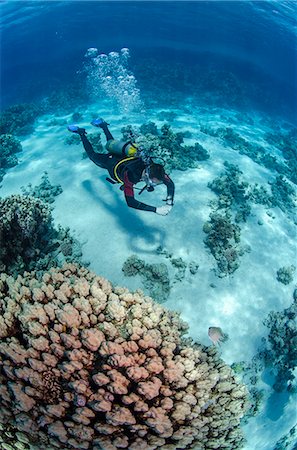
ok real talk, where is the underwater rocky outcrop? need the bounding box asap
[0,263,248,450]
[0,194,84,276]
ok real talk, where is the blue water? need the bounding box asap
[1,1,296,122]
[1,2,297,450]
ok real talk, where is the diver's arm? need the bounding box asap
[163,174,175,205]
[123,172,157,212]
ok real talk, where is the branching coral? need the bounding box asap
[0,264,248,450]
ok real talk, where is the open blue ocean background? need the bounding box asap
[1,0,296,122]
[1,2,297,450]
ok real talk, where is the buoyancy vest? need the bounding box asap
[112,156,139,183]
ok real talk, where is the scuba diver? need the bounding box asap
[67,118,175,215]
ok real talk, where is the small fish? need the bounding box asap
[208,327,229,346]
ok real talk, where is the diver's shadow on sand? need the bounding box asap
[82,179,166,254]
[262,369,290,422]
[265,391,290,422]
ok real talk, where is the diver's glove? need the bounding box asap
[163,196,174,206]
[156,205,172,216]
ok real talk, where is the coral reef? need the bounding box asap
[0,103,42,135]
[208,161,296,225]
[231,288,297,422]
[201,126,296,184]
[0,133,23,183]
[208,162,251,223]
[260,293,297,392]
[21,172,63,204]
[249,184,273,208]
[273,424,297,450]
[203,212,247,277]
[0,422,35,450]
[230,358,264,420]
[0,264,248,450]
[122,255,170,303]
[265,129,297,185]
[171,257,187,283]
[135,58,282,114]
[248,176,296,221]
[121,122,209,172]
[0,194,84,276]
[188,261,199,275]
[122,252,200,301]
[276,266,296,285]
[86,132,104,154]
[269,176,296,214]
[157,111,178,122]
[64,133,81,146]
[205,163,252,276]
[156,246,199,278]
[41,81,88,115]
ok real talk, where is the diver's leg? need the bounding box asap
[80,133,110,168]
[91,118,114,142]
[100,123,114,142]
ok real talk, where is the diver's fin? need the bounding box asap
[67,125,86,135]
[91,118,109,128]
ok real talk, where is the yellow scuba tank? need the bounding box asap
[106,140,138,157]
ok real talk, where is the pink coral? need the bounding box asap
[0,264,248,450]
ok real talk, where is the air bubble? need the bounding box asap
[84,47,144,114]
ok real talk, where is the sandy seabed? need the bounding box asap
[1,100,296,450]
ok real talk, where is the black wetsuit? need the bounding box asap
[80,134,175,212]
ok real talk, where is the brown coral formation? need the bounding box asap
[0,194,84,276]
[0,264,248,449]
